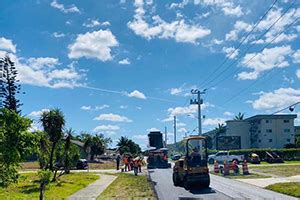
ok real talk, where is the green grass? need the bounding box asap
[98,173,156,200]
[266,182,300,197]
[251,165,300,177]
[0,172,99,200]
[212,171,270,179]
[259,161,300,165]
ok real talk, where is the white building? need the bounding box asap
[205,114,297,149]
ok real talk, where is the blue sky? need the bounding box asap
[1,0,300,148]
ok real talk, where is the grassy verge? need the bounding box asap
[266,182,300,197]
[211,172,271,179]
[0,172,99,199]
[251,165,300,177]
[259,161,300,165]
[98,173,156,200]
[88,161,116,169]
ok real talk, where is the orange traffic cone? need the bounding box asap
[214,160,219,173]
[223,161,229,176]
[242,160,249,175]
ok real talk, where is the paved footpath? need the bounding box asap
[67,174,117,200]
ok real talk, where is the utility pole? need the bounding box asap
[174,116,177,144]
[164,126,167,147]
[190,89,206,135]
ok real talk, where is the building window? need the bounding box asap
[258,139,261,143]
[283,119,290,123]
[269,139,272,142]
[266,119,272,123]
[266,129,272,133]
[258,130,261,133]
[287,139,290,142]
[284,129,290,133]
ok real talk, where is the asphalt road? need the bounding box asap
[148,168,298,200]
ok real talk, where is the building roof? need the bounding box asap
[245,114,297,121]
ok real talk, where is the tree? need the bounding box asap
[0,108,32,186]
[0,56,22,113]
[38,169,52,200]
[117,136,141,155]
[234,112,245,120]
[40,109,65,171]
[81,133,111,160]
[213,123,226,149]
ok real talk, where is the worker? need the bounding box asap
[116,154,121,170]
[138,157,143,173]
[123,155,129,172]
[133,157,139,176]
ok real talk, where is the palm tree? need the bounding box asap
[234,112,245,120]
[40,109,65,171]
[63,128,74,174]
[117,136,141,155]
[214,123,226,148]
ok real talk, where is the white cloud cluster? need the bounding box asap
[225,21,252,41]
[53,32,65,38]
[127,90,146,99]
[0,37,16,53]
[252,87,300,110]
[238,45,292,80]
[119,58,131,65]
[147,127,160,132]
[222,46,239,59]
[93,125,120,132]
[83,19,110,28]
[94,113,132,122]
[128,0,211,44]
[50,0,80,14]
[81,104,110,111]
[293,50,300,63]
[202,118,226,126]
[28,108,50,118]
[167,102,214,117]
[68,30,118,61]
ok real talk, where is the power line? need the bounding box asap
[198,0,279,88]
[205,0,297,89]
[221,16,299,106]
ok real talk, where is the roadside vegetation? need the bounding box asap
[251,165,300,177]
[98,173,156,200]
[266,182,300,198]
[212,172,270,179]
[0,172,99,199]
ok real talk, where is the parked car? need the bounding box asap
[208,151,244,164]
[76,159,89,169]
[265,151,284,163]
[248,153,260,164]
[171,154,181,161]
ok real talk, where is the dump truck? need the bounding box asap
[146,131,171,169]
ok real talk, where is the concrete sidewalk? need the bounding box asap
[236,175,300,187]
[67,174,117,200]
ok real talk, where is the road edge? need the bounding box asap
[147,169,159,200]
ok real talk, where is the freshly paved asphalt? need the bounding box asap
[148,168,298,200]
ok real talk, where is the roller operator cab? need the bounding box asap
[172,136,210,190]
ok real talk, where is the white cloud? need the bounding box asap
[222,47,239,59]
[222,5,243,17]
[132,134,148,140]
[0,37,16,53]
[127,90,146,99]
[203,118,226,126]
[120,105,128,109]
[170,87,184,95]
[177,122,186,127]
[252,88,300,110]
[94,113,132,122]
[94,125,120,132]
[225,21,252,41]
[26,57,60,70]
[68,30,118,61]
[224,111,234,116]
[95,104,110,110]
[28,109,50,118]
[119,58,131,65]
[83,19,111,28]
[50,0,80,14]
[167,102,214,117]
[293,50,300,63]
[296,70,300,79]
[128,0,211,44]
[53,32,65,38]
[161,116,174,122]
[178,127,187,133]
[238,45,292,80]
[81,106,91,111]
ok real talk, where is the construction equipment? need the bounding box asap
[146,131,171,169]
[172,136,210,189]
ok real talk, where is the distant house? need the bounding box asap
[204,114,297,149]
[70,139,89,160]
